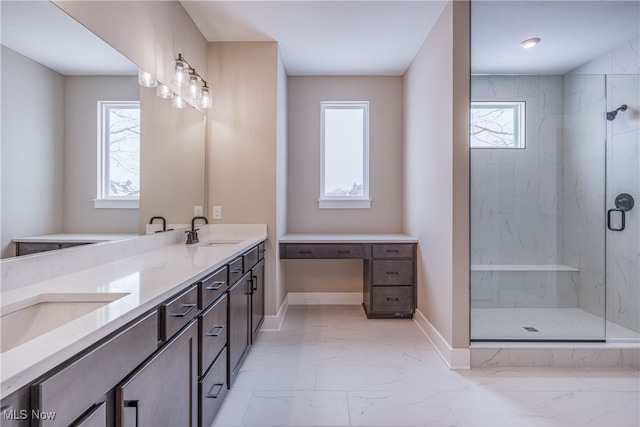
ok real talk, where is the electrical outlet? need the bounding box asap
[194,205,203,216]
[212,205,222,220]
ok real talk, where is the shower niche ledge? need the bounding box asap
[471,264,579,272]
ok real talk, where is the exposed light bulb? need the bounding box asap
[138,69,157,87]
[156,84,174,99]
[172,60,188,87]
[199,86,212,109]
[172,95,187,109]
[186,75,202,99]
[520,38,541,49]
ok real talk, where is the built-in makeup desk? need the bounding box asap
[279,234,418,318]
[13,233,138,256]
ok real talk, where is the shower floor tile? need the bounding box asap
[471,307,639,341]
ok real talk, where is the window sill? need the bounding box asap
[318,198,371,209]
[94,199,139,209]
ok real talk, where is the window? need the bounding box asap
[470,101,525,148]
[320,102,370,209]
[96,101,140,209]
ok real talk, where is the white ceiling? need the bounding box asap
[180,0,448,76]
[1,1,638,77]
[0,0,137,75]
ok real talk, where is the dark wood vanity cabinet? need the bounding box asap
[116,320,198,427]
[363,243,416,318]
[2,240,267,427]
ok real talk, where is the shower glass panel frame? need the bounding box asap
[469,74,608,342]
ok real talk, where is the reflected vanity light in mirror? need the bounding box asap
[156,84,173,99]
[138,69,157,87]
[520,37,541,49]
[172,95,187,109]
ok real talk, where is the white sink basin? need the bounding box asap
[0,292,128,353]
[200,239,243,247]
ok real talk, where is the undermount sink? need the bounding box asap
[0,292,129,353]
[200,239,243,247]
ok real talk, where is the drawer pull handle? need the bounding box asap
[206,383,225,399]
[337,250,351,254]
[386,297,400,302]
[386,249,400,253]
[206,325,225,337]
[299,250,312,254]
[231,268,242,273]
[170,303,196,317]
[386,271,399,275]
[206,280,226,290]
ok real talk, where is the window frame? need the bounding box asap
[470,101,526,149]
[95,101,141,209]
[319,101,371,209]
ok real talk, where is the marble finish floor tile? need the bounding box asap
[211,305,640,427]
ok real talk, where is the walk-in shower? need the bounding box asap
[470,1,639,343]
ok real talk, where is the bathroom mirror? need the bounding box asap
[0,1,205,257]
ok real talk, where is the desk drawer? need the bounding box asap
[371,260,413,285]
[371,286,413,314]
[372,244,414,259]
[281,244,363,259]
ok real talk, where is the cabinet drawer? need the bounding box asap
[243,246,259,271]
[372,243,414,258]
[199,348,228,427]
[162,285,198,341]
[371,286,413,314]
[228,257,244,285]
[371,260,413,285]
[258,242,266,260]
[31,311,158,427]
[199,266,227,309]
[71,402,106,427]
[199,294,227,377]
[281,244,363,259]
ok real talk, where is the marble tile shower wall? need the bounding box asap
[470,75,573,308]
[561,73,606,318]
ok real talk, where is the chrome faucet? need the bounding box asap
[149,216,167,232]
[186,216,208,244]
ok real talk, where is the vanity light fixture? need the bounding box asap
[138,69,157,87]
[171,53,212,109]
[520,37,541,49]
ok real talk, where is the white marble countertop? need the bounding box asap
[13,233,139,243]
[0,225,267,399]
[279,233,417,243]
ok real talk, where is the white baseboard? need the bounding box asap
[261,297,289,331]
[414,309,470,370]
[287,292,362,305]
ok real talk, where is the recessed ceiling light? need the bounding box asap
[520,38,541,49]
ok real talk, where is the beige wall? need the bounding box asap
[0,46,64,258]
[207,42,281,316]
[139,88,205,232]
[403,1,470,349]
[64,76,140,234]
[287,76,404,233]
[275,50,289,310]
[285,76,404,294]
[54,1,208,111]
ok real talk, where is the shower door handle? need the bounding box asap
[607,193,635,232]
[607,208,625,231]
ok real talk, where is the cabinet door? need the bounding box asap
[251,259,265,344]
[116,320,197,427]
[227,272,251,387]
